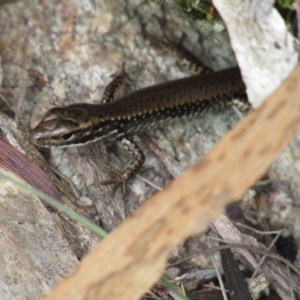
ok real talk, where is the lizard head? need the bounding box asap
[30,105,98,147]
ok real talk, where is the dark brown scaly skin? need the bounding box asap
[30,67,247,146]
[30,67,248,183]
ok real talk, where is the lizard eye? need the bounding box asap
[60,132,76,142]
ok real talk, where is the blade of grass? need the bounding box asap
[160,277,191,300]
[0,169,108,238]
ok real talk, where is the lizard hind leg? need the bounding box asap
[145,14,213,75]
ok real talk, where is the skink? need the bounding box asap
[30,67,247,182]
[30,67,247,147]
